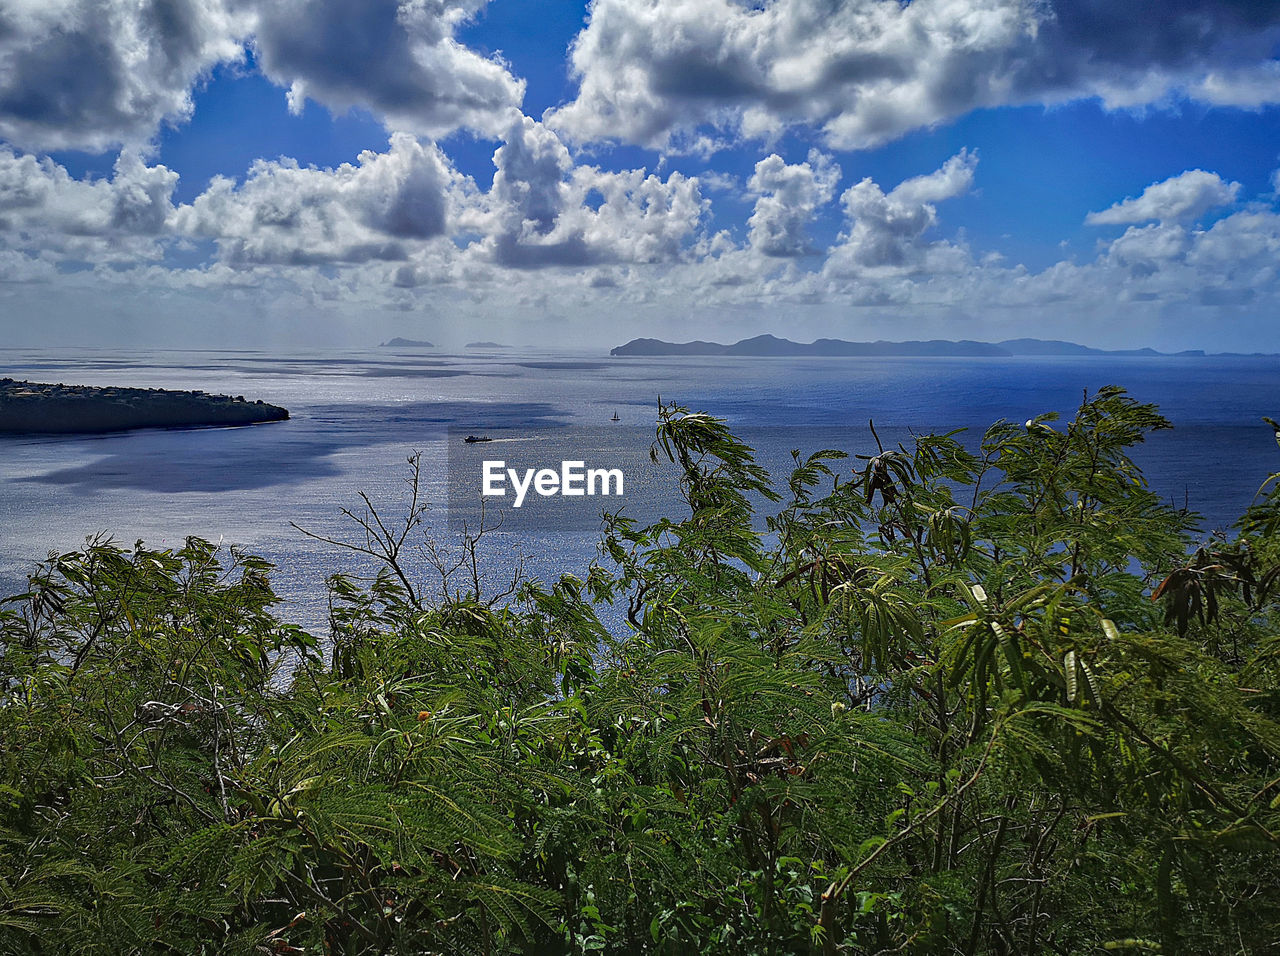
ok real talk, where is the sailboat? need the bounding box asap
[610,410,620,422]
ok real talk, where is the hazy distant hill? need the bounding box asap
[610,338,728,356]
[380,337,434,348]
[611,335,1231,358]
[466,341,512,349]
[997,338,1164,357]
[611,335,1005,357]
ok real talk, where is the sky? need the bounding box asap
[0,0,1278,351]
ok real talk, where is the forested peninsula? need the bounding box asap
[0,379,289,434]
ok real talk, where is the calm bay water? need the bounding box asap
[2,347,1277,630]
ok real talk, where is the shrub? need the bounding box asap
[3,388,1279,954]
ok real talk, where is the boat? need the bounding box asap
[611,410,620,422]
[463,435,493,443]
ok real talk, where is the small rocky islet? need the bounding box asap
[0,379,289,435]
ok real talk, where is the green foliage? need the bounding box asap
[3,388,1280,954]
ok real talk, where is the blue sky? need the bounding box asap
[2,0,1279,350]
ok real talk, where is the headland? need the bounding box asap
[0,379,290,435]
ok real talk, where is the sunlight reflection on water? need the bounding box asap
[2,348,1277,633]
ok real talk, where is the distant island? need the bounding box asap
[609,334,1238,358]
[379,337,434,348]
[465,341,512,349]
[0,379,289,435]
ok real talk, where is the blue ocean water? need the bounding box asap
[2,348,1277,630]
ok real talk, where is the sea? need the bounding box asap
[2,347,1278,633]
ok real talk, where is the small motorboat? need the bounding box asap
[463,435,493,443]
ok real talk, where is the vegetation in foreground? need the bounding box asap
[3,387,1280,954]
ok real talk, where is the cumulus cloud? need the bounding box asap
[826,150,976,274]
[747,151,840,256]
[547,0,1280,152]
[0,148,178,239]
[0,249,55,282]
[1101,223,1190,278]
[478,117,707,267]
[0,0,525,152]
[1019,203,1280,318]
[489,116,573,241]
[249,0,524,138]
[1185,209,1280,273]
[569,165,706,263]
[1086,169,1241,225]
[0,0,247,152]
[1190,61,1280,108]
[176,133,458,265]
[5,124,1278,352]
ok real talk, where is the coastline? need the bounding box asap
[0,378,290,435]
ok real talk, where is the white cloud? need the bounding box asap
[0,0,525,153]
[825,150,976,274]
[475,116,708,267]
[1086,170,1240,225]
[0,248,57,283]
[1189,61,1280,109]
[547,0,1280,152]
[747,151,840,257]
[0,148,179,268]
[0,0,247,152]
[568,165,707,264]
[175,132,459,265]
[1103,223,1191,277]
[1185,210,1280,272]
[5,132,1280,352]
[108,153,183,234]
[247,0,524,139]
[488,115,574,244]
